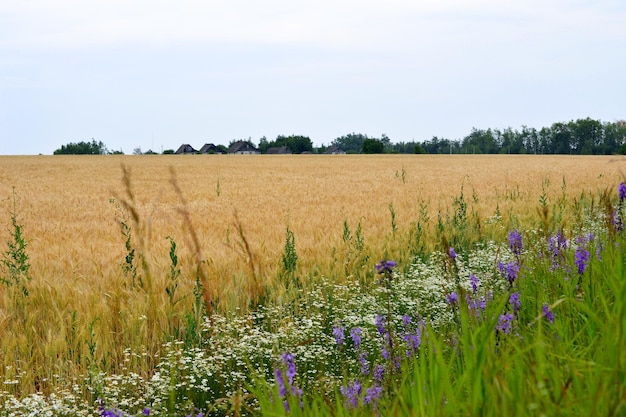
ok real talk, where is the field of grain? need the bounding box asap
[1,154,623,275]
[0,154,624,405]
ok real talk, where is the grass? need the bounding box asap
[0,154,624,415]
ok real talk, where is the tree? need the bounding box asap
[275,135,313,154]
[331,133,369,153]
[53,139,108,155]
[361,139,384,154]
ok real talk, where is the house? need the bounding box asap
[324,146,346,155]
[228,140,260,154]
[199,143,226,154]
[175,144,197,154]
[266,146,291,154]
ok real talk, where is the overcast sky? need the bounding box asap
[1,0,624,155]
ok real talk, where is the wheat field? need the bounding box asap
[0,154,624,397]
[1,154,624,291]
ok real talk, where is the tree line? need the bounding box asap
[53,118,626,155]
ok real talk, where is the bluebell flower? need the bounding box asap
[448,247,457,259]
[619,182,626,201]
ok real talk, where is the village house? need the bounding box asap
[228,141,260,154]
[175,144,197,154]
[199,143,226,154]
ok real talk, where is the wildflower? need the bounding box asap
[374,365,385,384]
[142,409,151,416]
[375,315,386,335]
[496,313,514,335]
[274,367,287,398]
[498,261,520,285]
[281,353,296,387]
[542,303,554,324]
[350,327,362,348]
[333,325,346,346]
[359,352,369,375]
[448,247,457,259]
[402,315,411,327]
[619,182,626,201]
[575,246,590,274]
[364,385,383,406]
[446,291,458,305]
[340,381,362,408]
[376,260,396,274]
[403,328,421,355]
[470,273,479,294]
[613,210,624,232]
[508,229,523,256]
[509,292,521,316]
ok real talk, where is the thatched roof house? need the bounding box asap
[266,146,291,154]
[324,145,346,154]
[199,143,226,154]
[175,144,197,154]
[228,141,260,154]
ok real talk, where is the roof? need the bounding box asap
[175,144,197,154]
[266,146,291,154]
[228,140,259,154]
[199,143,226,154]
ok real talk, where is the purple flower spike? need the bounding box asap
[350,327,362,348]
[448,247,457,259]
[619,182,626,201]
[376,260,396,274]
[446,291,458,305]
[496,313,514,335]
[575,246,590,275]
[333,325,346,346]
[470,273,479,294]
[508,229,523,256]
[509,292,521,316]
[375,315,386,335]
[498,261,520,285]
[542,303,554,324]
[340,381,362,409]
[364,385,383,405]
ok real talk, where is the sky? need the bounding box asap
[1,0,625,155]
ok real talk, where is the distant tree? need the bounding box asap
[133,147,143,155]
[258,136,270,153]
[144,149,158,155]
[53,139,108,155]
[276,135,313,154]
[414,144,426,154]
[163,149,175,154]
[331,133,369,153]
[110,149,124,155]
[362,139,384,154]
